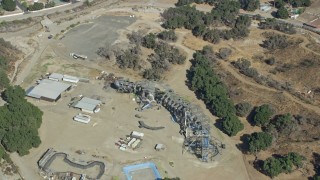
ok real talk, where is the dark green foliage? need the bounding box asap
[0,145,5,159]
[0,56,8,70]
[1,0,16,11]
[263,152,306,177]
[28,2,44,11]
[142,33,157,49]
[211,0,240,26]
[0,86,43,156]
[259,18,296,34]
[263,157,284,177]
[253,104,273,126]
[162,5,205,29]
[45,1,55,8]
[116,46,142,70]
[0,69,9,90]
[247,132,273,153]
[222,114,244,136]
[239,0,260,11]
[203,29,220,44]
[272,113,293,133]
[158,30,177,42]
[154,42,186,65]
[175,0,193,6]
[188,46,243,136]
[262,34,290,50]
[285,0,311,7]
[192,25,207,37]
[235,102,252,117]
[276,7,289,19]
[162,2,250,42]
[275,0,285,8]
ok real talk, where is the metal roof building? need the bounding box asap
[26,79,71,102]
[72,97,102,113]
[49,73,64,81]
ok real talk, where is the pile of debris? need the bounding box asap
[116,131,144,151]
[112,79,224,162]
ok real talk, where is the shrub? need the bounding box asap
[219,48,232,59]
[253,104,273,126]
[158,30,177,42]
[45,1,55,8]
[142,33,157,49]
[276,7,289,19]
[235,102,252,117]
[262,34,290,50]
[265,57,275,65]
[222,114,244,136]
[239,0,260,11]
[247,132,273,153]
[28,2,44,11]
[1,0,16,11]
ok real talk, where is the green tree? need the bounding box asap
[142,33,157,49]
[222,114,244,136]
[275,0,285,8]
[0,85,43,156]
[286,152,306,167]
[1,0,16,11]
[247,132,273,153]
[276,7,289,19]
[0,69,9,90]
[272,113,293,133]
[158,30,177,42]
[240,0,260,11]
[263,157,283,177]
[253,104,273,126]
[28,2,44,11]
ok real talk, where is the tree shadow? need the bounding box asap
[253,159,265,175]
[214,118,224,133]
[246,106,257,126]
[236,134,250,153]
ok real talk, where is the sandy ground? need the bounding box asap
[6,5,252,180]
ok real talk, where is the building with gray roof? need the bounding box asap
[26,79,71,102]
[72,97,102,113]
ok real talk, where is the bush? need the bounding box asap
[158,30,177,42]
[276,7,289,19]
[1,0,16,11]
[240,0,260,11]
[253,104,273,126]
[0,85,43,156]
[247,132,273,153]
[222,114,244,136]
[265,57,275,65]
[235,102,252,117]
[28,2,44,11]
[45,1,55,8]
[142,33,157,49]
[262,34,290,50]
[219,48,232,59]
[259,18,296,34]
[262,152,306,178]
[0,69,9,90]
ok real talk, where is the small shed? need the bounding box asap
[131,131,144,139]
[155,144,166,151]
[63,75,79,83]
[260,4,271,12]
[73,113,91,124]
[72,97,102,113]
[49,73,64,81]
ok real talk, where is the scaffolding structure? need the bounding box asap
[112,80,223,162]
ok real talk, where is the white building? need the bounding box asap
[72,97,102,113]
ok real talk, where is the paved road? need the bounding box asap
[0,1,84,21]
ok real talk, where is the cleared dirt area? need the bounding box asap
[59,16,135,60]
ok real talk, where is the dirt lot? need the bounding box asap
[58,15,135,60]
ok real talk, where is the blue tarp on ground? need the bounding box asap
[123,162,162,180]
